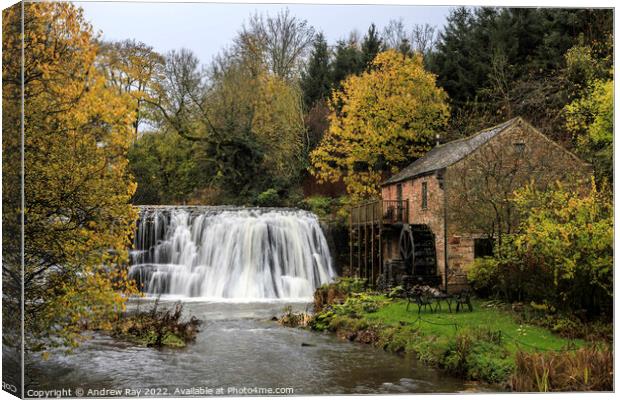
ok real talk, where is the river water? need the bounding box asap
[28,299,474,396]
[28,207,481,395]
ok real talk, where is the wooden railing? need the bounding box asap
[350,199,409,226]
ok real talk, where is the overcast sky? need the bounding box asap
[76,1,453,66]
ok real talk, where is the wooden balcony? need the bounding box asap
[350,199,409,226]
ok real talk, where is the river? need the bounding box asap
[28,298,475,396]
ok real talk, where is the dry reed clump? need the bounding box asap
[278,306,312,328]
[509,345,613,392]
[112,301,202,348]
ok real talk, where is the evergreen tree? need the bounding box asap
[361,23,382,67]
[300,33,332,108]
[331,39,363,89]
[427,7,480,106]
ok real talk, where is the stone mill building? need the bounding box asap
[349,117,592,293]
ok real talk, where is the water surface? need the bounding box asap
[29,299,472,396]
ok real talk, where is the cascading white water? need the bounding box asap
[129,207,336,300]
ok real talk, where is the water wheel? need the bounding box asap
[398,224,438,280]
[399,225,415,262]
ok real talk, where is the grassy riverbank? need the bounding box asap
[287,280,612,391]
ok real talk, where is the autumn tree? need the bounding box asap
[2,3,24,384]
[477,181,613,317]
[310,50,449,201]
[2,2,138,352]
[146,42,306,204]
[97,39,165,139]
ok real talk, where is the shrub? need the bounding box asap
[308,310,334,331]
[467,342,514,383]
[466,258,500,298]
[299,196,333,219]
[313,278,367,312]
[256,188,281,207]
[476,181,612,319]
[442,330,474,375]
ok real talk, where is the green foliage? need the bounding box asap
[301,33,332,108]
[333,277,367,294]
[481,181,613,318]
[466,341,514,383]
[428,7,612,142]
[256,188,281,207]
[331,39,364,90]
[466,258,500,298]
[298,195,333,219]
[361,24,382,68]
[306,287,586,385]
[565,72,613,184]
[308,310,334,332]
[430,8,612,106]
[128,131,202,204]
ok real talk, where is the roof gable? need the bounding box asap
[383,118,521,185]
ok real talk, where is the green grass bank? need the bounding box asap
[282,279,612,391]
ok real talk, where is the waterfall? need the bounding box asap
[129,206,336,300]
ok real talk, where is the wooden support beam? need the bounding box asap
[349,212,353,277]
[363,224,368,279]
[357,223,361,278]
[370,204,375,286]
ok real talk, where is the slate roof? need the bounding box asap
[383,117,521,185]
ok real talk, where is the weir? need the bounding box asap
[129,206,336,299]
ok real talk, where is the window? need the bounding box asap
[474,238,494,258]
[421,182,428,209]
[514,142,525,155]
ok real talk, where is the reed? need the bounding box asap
[510,345,613,391]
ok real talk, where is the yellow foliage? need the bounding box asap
[310,50,449,202]
[252,73,304,182]
[3,2,138,350]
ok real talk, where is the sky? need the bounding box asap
[76,1,453,66]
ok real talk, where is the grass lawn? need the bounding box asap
[308,291,592,385]
[363,297,584,355]
[307,281,611,390]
